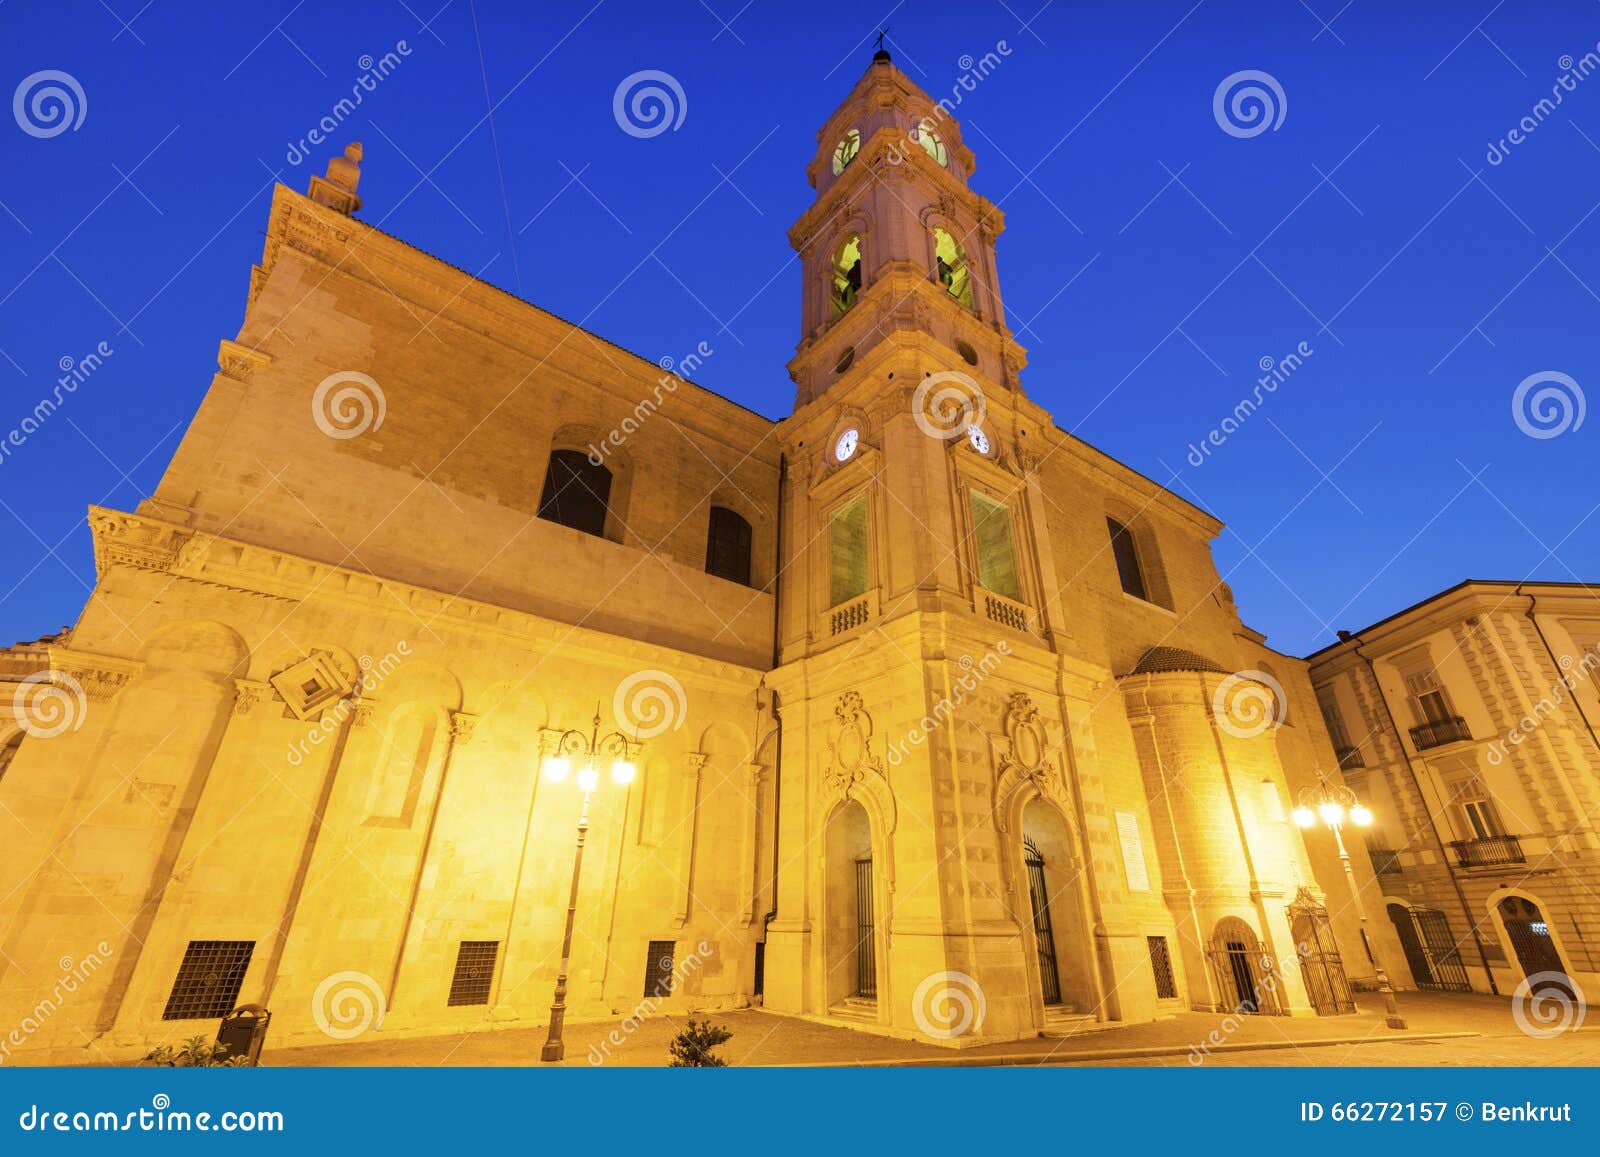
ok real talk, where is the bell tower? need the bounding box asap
[786,48,1027,408]
[766,52,1077,1047]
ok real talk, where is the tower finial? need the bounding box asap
[307,141,363,216]
[873,27,891,62]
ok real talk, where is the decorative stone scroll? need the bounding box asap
[823,690,885,799]
[991,692,1059,829]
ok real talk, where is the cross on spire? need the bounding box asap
[873,27,891,61]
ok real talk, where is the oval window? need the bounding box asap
[956,340,978,366]
[835,346,856,374]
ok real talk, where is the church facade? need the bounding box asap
[0,55,1406,1063]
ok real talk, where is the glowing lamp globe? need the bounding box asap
[544,756,571,783]
[1349,804,1374,827]
[611,760,637,786]
[577,765,600,793]
[1292,806,1317,828]
[1318,801,1346,827]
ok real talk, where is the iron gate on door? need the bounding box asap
[1287,890,1356,1015]
[1392,905,1471,991]
[1206,924,1283,1015]
[854,857,877,998]
[1024,837,1062,1006]
[1498,895,1570,994]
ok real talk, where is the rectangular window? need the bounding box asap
[644,940,676,998]
[829,496,869,607]
[970,491,1022,601]
[1147,936,1178,999]
[1318,696,1351,749]
[1107,517,1147,601]
[162,940,255,1021]
[1405,671,1452,722]
[447,941,499,1007]
[1460,797,1503,841]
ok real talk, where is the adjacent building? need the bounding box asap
[1308,580,1600,999]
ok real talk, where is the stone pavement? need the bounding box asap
[259,990,1596,1067]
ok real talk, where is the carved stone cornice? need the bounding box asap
[48,647,141,702]
[216,340,272,383]
[88,509,192,576]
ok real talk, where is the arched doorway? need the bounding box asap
[824,799,876,1009]
[1208,917,1281,1014]
[1020,799,1094,1013]
[1286,890,1354,1015]
[1496,895,1572,994]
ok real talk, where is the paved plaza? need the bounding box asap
[258,990,1597,1068]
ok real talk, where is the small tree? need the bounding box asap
[143,1035,250,1067]
[667,1019,732,1067]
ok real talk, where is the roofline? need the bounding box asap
[1304,578,1600,661]
[275,185,783,427]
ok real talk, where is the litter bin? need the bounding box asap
[216,1004,270,1066]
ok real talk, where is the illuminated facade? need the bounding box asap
[0,54,1405,1063]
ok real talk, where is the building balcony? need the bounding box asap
[1365,845,1405,876]
[1448,834,1525,868]
[1335,745,1364,770]
[1409,715,1472,750]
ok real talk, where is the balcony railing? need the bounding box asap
[1449,834,1525,868]
[1409,715,1472,750]
[1335,745,1364,770]
[1365,845,1405,876]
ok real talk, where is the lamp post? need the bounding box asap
[1292,776,1407,1029]
[538,706,639,1063]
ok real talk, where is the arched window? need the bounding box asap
[832,235,862,316]
[705,505,753,586]
[831,129,861,175]
[915,126,947,166]
[1106,517,1147,601]
[538,449,612,539]
[933,227,973,309]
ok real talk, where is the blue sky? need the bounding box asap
[1,0,1597,655]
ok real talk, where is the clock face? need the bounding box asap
[834,427,860,462]
[966,425,990,455]
[832,129,861,175]
[917,128,947,166]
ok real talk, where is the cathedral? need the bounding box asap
[0,52,1408,1062]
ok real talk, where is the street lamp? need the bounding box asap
[1293,776,1407,1029]
[539,706,640,1063]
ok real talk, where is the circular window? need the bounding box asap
[832,129,862,175]
[835,346,856,374]
[956,340,978,366]
[834,427,860,463]
[966,425,990,455]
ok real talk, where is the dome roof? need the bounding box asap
[1129,646,1228,676]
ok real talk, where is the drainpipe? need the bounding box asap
[1350,637,1498,993]
[759,456,787,962]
